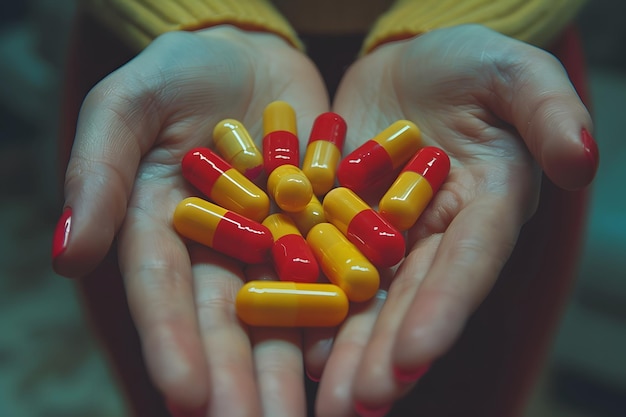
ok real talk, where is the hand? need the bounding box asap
[307,24,598,416]
[53,26,329,416]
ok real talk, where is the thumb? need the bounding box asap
[52,72,160,278]
[491,45,598,190]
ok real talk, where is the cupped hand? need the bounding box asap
[307,25,598,416]
[53,26,329,416]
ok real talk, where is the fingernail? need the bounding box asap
[354,402,392,417]
[581,128,599,170]
[393,363,431,383]
[52,207,72,260]
[166,402,205,417]
[306,368,320,383]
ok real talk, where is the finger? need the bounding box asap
[303,328,336,382]
[189,246,262,417]
[119,206,209,410]
[251,328,307,417]
[350,235,441,412]
[391,192,524,378]
[315,293,387,417]
[488,41,598,190]
[53,68,161,278]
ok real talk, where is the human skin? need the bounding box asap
[305,25,597,417]
[53,23,598,417]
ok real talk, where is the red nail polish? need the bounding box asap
[393,363,431,383]
[52,207,72,260]
[354,401,392,417]
[166,402,205,417]
[581,128,599,170]
[306,368,320,383]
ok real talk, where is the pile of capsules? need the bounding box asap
[173,101,450,328]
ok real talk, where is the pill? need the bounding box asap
[181,147,270,222]
[173,197,273,264]
[266,165,314,212]
[213,119,264,181]
[286,194,326,236]
[306,223,379,302]
[262,101,299,174]
[262,101,313,212]
[336,120,421,193]
[379,146,450,231]
[323,187,405,268]
[263,213,319,283]
[302,112,347,196]
[236,281,349,327]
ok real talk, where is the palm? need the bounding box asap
[60,27,328,416]
[310,26,591,416]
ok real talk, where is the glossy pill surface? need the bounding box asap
[287,194,326,236]
[263,101,299,174]
[323,187,405,268]
[236,281,349,327]
[337,120,421,193]
[213,119,264,181]
[267,165,313,213]
[306,223,379,302]
[302,112,347,196]
[173,197,273,264]
[379,146,450,231]
[181,147,269,222]
[263,213,319,283]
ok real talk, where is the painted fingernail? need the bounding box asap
[52,207,72,260]
[393,363,431,383]
[581,128,599,170]
[354,402,392,417]
[306,368,320,383]
[166,402,205,417]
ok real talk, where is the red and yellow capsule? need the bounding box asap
[262,101,313,212]
[323,187,405,268]
[379,146,450,231]
[181,147,269,222]
[336,120,421,193]
[263,213,319,283]
[302,112,347,196]
[286,194,326,237]
[213,119,264,181]
[306,223,379,302]
[173,197,273,264]
[236,281,349,327]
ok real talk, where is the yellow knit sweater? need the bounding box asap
[80,0,588,53]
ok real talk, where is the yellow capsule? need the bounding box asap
[263,101,297,135]
[379,146,450,231]
[236,281,349,327]
[173,197,273,264]
[267,165,313,213]
[306,223,379,302]
[213,119,264,181]
[287,194,326,236]
[262,214,319,283]
[379,172,432,231]
[302,112,347,196]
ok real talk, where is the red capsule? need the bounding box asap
[323,187,405,268]
[262,101,300,174]
[379,146,450,231]
[263,213,319,283]
[302,112,347,196]
[173,197,273,264]
[181,147,270,222]
[337,120,421,193]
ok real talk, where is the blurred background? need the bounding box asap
[0,1,624,416]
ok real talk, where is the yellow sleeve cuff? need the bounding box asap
[362,0,588,54]
[80,0,303,52]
